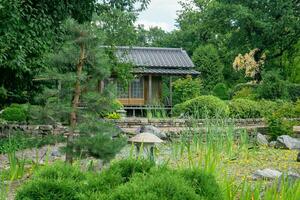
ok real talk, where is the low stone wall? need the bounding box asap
[0,124,68,138]
[112,118,300,134]
[1,118,299,137]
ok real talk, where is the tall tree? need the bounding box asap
[174,0,300,85]
[0,0,150,105]
[38,18,127,163]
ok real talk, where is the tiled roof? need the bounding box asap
[116,46,195,68]
[133,67,200,75]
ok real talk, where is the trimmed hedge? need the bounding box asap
[173,95,230,118]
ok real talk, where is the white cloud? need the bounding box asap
[136,0,181,32]
[135,20,175,32]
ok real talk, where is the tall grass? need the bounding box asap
[169,117,299,200]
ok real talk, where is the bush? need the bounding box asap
[17,159,223,200]
[104,168,223,200]
[275,101,300,118]
[229,99,261,118]
[287,83,300,102]
[232,87,256,100]
[33,162,85,181]
[173,95,229,118]
[257,71,289,100]
[266,114,294,140]
[213,83,229,100]
[106,112,121,119]
[16,179,80,200]
[1,104,28,122]
[180,169,223,200]
[106,169,199,200]
[258,100,278,117]
[172,76,202,105]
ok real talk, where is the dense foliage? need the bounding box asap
[135,0,300,102]
[229,99,261,118]
[173,95,230,118]
[172,76,202,105]
[16,159,222,200]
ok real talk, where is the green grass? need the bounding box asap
[0,131,66,154]
[164,118,300,200]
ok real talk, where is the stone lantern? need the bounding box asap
[128,132,163,161]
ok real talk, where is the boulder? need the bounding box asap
[51,150,61,157]
[277,171,300,191]
[256,133,269,146]
[39,125,53,131]
[275,135,300,150]
[252,168,282,180]
[136,125,167,139]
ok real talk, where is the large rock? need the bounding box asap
[252,169,282,180]
[136,125,167,139]
[256,133,269,146]
[277,171,300,191]
[275,135,300,150]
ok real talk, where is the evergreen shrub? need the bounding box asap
[229,99,261,118]
[213,83,229,100]
[173,95,229,118]
[16,159,223,200]
[1,104,28,122]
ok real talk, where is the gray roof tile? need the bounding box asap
[116,46,195,68]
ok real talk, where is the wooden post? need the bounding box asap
[148,75,152,104]
[169,76,173,107]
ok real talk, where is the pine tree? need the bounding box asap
[35,18,127,164]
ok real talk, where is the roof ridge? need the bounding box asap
[117,46,184,51]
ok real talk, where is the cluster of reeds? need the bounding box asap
[168,117,299,200]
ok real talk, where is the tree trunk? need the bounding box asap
[65,43,85,163]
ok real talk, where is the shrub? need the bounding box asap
[180,169,223,200]
[173,95,229,118]
[172,76,202,105]
[275,100,300,118]
[232,87,256,100]
[84,159,155,194]
[258,100,278,117]
[229,99,261,118]
[257,71,289,100]
[106,112,121,119]
[213,83,229,100]
[16,179,80,200]
[266,114,294,140]
[106,169,200,200]
[287,83,300,102]
[33,162,85,181]
[1,104,28,122]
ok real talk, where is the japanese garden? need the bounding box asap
[0,0,300,199]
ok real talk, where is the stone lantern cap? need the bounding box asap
[128,132,163,144]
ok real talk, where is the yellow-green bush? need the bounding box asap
[173,95,229,118]
[229,98,261,118]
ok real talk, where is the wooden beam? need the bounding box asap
[169,76,173,107]
[148,75,152,104]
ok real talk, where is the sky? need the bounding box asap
[136,0,182,32]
